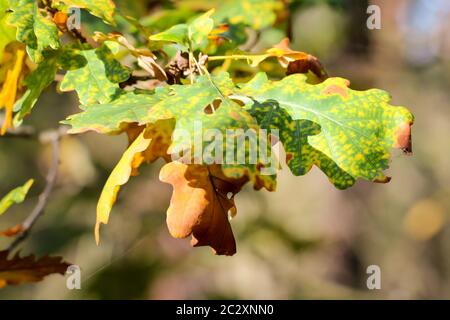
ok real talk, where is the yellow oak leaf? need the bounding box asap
[125,119,175,176]
[95,129,151,244]
[96,120,176,244]
[0,47,25,134]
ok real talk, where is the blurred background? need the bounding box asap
[1,0,450,299]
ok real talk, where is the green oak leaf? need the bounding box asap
[13,47,88,122]
[0,179,33,215]
[238,72,414,188]
[149,10,214,51]
[213,0,282,29]
[51,0,116,25]
[62,89,170,134]
[13,50,59,121]
[7,0,60,63]
[59,43,130,105]
[248,100,355,189]
[149,24,189,49]
[64,72,276,190]
[141,72,276,191]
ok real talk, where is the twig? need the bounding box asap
[3,125,36,139]
[7,127,66,251]
[240,29,261,52]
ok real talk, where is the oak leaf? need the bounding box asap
[7,0,60,63]
[239,73,414,188]
[0,46,25,134]
[0,179,33,215]
[213,0,282,30]
[0,250,70,288]
[95,129,151,244]
[0,0,16,61]
[59,43,130,105]
[51,0,116,25]
[160,161,247,255]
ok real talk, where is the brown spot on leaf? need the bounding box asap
[322,84,348,99]
[285,153,293,162]
[373,176,392,184]
[394,122,412,153]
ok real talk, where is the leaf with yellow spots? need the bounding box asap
[0,179,33,215]
[213,0,282,29]
[7,0,60,63]
[64,72,276,189]
[60,43,130,105]
[0,46,25,134]
[238,72,414,188]
[51,0,116,25]
[94,32,167,80]
[62,89,170,134]
[13,49,59,121]
[0,0,17,62]
[141,72,276,191]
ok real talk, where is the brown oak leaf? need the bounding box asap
[0,251,70,289]
[160,161,248,256]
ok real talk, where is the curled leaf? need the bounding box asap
[0,46,25,134]
[95,130,151,244]
[94,32,167,80]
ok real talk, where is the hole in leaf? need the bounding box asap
[204,99,222,114]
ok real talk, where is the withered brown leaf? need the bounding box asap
[160,161,248,256]
[0,250,70,289]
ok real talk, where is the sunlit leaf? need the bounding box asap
[0,179,33,215]
[160,161,246,255]
[13,50,59,121]
[0,0,17,61]
[62,89,168,134]
[141,72,276,191]
[95,129,151,244]
[7,0,60,63]
[149,10,215,51]
[213,0,282,29]
[239,72,414,188]
[209,38,328,81]
[52,0,116,25]
[59,43,130,105]
[0,46,25,134]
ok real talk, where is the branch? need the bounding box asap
[7,127,66,251]
[2,125,37,139]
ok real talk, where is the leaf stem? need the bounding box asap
[208,54,266,61]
